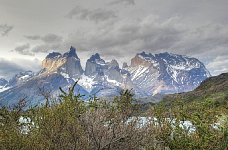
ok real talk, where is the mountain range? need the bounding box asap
[0,46,210,107]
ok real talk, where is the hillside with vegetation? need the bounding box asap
[163,73,228,106]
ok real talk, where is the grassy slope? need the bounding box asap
[162,73,228,106]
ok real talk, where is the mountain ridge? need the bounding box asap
[0,46,211,107]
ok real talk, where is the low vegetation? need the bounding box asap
[0,81,227,150]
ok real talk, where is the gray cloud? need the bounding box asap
[0,59,25,79]
[65,16,184,56]
[18,34,63,54]
[15,14,228,76]
[25,34,63,43]
[207,55,228,75]
[0,58,41,79]
[66,6,117,23]
[24,35,41,40]
[0,24,13,36]
[63,15,228,75]
[30,43,63,53]
[42,34,63,43]
[109,0,135,5]
[13,43,34,56]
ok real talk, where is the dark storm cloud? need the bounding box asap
[13,43,34,56]
[66,6,117,23]
[0,59,25,79]
[109,0,135,5]
[0,24,13,36]
[24,34,63,43]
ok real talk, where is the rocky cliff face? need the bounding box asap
[126,52,210,95]
[42,52,66,73]
[85,53,106,77]
[0,47,211,107]
[84,53,131,85]
[42,46,83,78]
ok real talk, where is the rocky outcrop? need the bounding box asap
[85,53,106,77]
[42,46,83,78]
[108,59,119,69]
[122,62,128,69]
[42,52,67,73]
[85,54,130,85]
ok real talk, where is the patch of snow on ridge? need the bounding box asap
[138,54,159,65]
[131,66,149,80]
[95,59,106,66]
[60,72,70,78]
[78,75,95,92]
[105,76,121,86]
[167,66,179,83]
[19,75,31,80]
[0,86,10,92]
[169,63,200,71]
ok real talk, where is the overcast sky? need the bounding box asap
[0,0,228,79]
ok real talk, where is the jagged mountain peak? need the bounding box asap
[46,47,79,59]
[88,53,104,63]
[46,52,62,59]
[42,46,83,77]
[108,59,119,69]
[137,51,154,58]
[131,51,156,67]
[122,62,128,69]
[155,52,209,71]
[63,46,79,59]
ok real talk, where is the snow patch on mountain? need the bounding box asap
[129,66,150,80]
[105,75,121,86]
[0,86,10,92]
[78,75,95,92]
